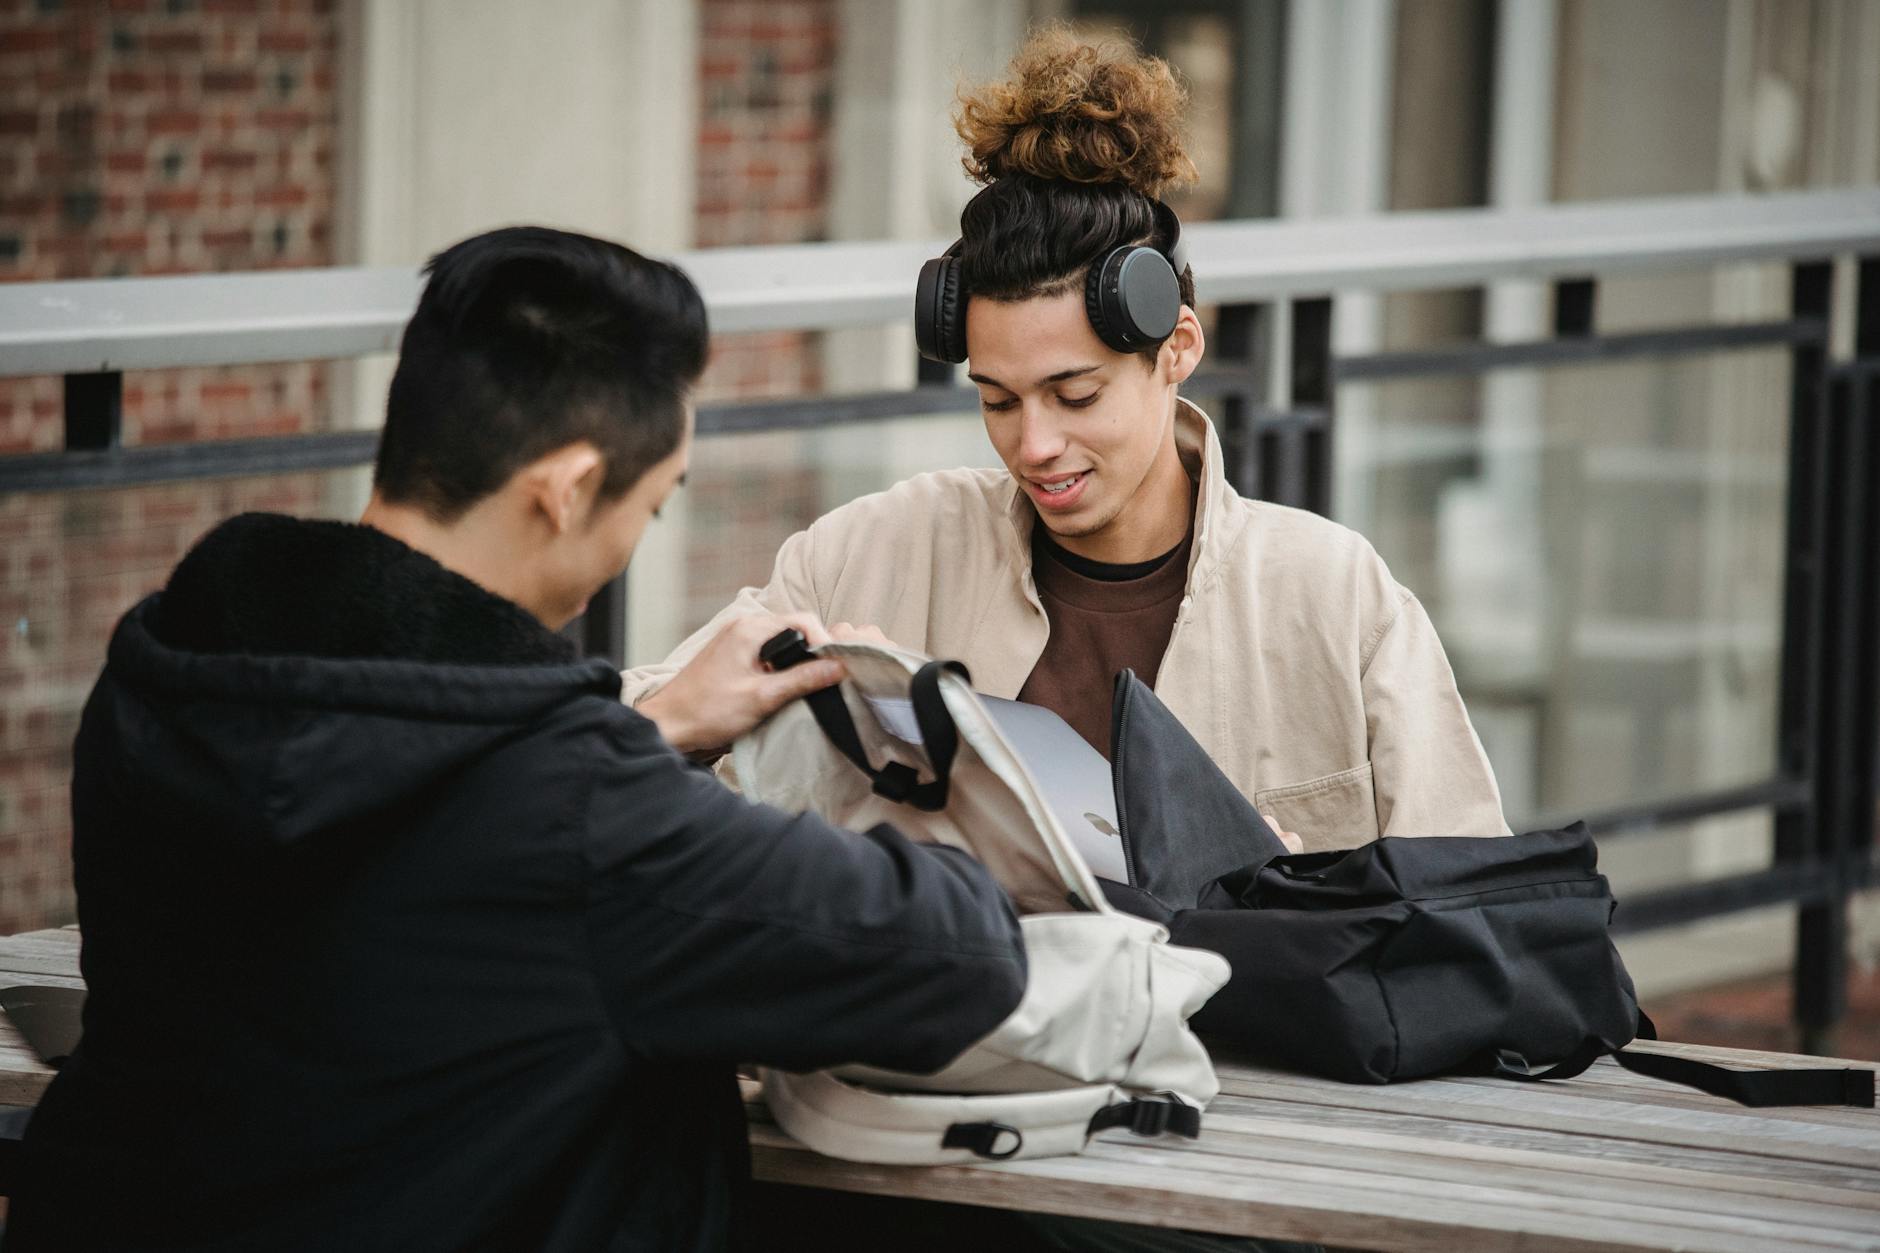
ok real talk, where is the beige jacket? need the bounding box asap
[622,401,1509,849]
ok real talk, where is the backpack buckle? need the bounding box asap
[1087,1096,1200,1141]
[1128,1099,1172,1136]
[942,1121,1023,1160]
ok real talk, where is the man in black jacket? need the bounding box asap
[6,227,1028,1252]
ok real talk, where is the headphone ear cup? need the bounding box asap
[935,255,967,363]
[1084,248,1124,352]
[915,256,950,363]
[1086,246,1180,354]
[915,255,968,364]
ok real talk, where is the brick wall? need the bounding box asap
[0,0,340,932]
[694,0,834,403]
[697,0,834,251]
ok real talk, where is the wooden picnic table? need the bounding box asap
[1,926,1875,1252]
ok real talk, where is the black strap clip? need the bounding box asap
[942,1121,1023,1160]
[1127,1099,1172,1136]
[1087,1097,1200,1141]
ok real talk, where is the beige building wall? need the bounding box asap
[813,0,1027,514]
[335,0,700,659]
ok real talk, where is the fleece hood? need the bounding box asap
[91,513,622,848]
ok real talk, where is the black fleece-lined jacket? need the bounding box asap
[6,513,1026,1253]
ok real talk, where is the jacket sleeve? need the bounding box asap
[579,709,1027,1073]
[1361,590,1513,837]
[617,526,822,709]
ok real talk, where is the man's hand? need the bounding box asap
[1262,814,1305,855]
[636,614,885,756]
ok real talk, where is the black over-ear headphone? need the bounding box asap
[914,200,1189,365]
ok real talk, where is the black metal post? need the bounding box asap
[564,573,628,671]
[1852,259,1880,895]
[1829,356,1879,877]
[1292,297,1333,516]
[1213,302,1264,498]
[1801,372,1857,1055]
[1807,258,1880,1050]
[587,574,628,670]
[1552,277,1597,338]
[64,371,123,451]
[1846,356,1880,889]
[1779,260,1838,1054]
[1776,261,1834,849]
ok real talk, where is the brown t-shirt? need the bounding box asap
[1016,524,1194,758]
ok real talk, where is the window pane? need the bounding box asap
[1336,347,1793,829]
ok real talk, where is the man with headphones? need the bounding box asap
[630,31,1507,861]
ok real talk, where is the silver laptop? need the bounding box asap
[862,691,1128,882]
[978,696,1129,883]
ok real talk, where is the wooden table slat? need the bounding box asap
[1030,1137,1880,1251]
[1188,1106,1880,1204]
[1202,1095,1880,1194]
[1162,1111,1880,1231]
[751,1128,1874,1253]
[1214,1070,1880,1166]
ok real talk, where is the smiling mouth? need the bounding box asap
[1034,472,1086,496]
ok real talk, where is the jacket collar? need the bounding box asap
[1002,397,1244,598]
[150,511,579,667]
[109,514,616,851]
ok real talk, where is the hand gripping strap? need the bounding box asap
[766,631,969,813]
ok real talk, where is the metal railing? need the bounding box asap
[3,187,1877,1050]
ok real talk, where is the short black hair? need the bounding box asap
[374,226,709,521]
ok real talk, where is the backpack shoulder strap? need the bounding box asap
[1606,1046,1875,1107]
[1490,1013,1876,1108]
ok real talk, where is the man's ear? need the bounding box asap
[1162,306,1205,386]
[526,442,607,535]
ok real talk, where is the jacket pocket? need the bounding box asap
[1255,762,1379,852]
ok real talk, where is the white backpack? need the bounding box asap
[732,642,1230,1165]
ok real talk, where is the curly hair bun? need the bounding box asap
[955,25,1198,199]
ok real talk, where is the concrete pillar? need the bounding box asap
[818,0,1025,498]
[335,0,700,663]
[340,0,696,267]
[1280,0,1396,536]
[1440,0,1558,823]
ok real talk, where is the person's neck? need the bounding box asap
[359,493,554,627]
[1044,431,1193,565]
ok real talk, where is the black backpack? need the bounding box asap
[1099,671,1875,1108]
